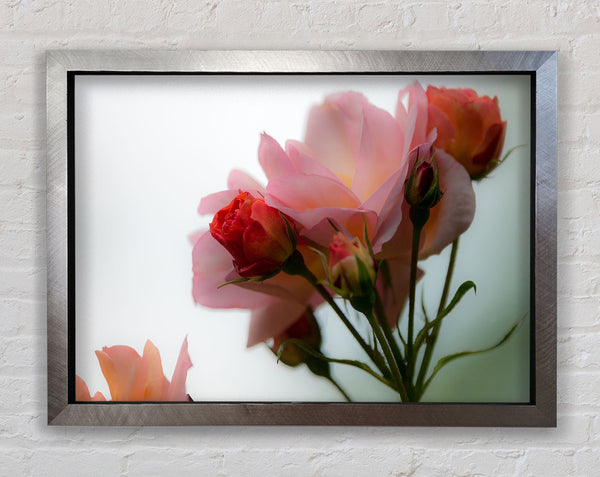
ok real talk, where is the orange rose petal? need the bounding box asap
[95,346,147,401]
[76,375,107,402]
[427,104,455,151]
[142,340,169,401]
[473,121,507,169]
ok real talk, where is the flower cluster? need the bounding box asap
[191,82,515,402]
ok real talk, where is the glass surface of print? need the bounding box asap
[75,74,530,403]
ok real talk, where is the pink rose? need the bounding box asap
[260,87,475,323]
[262,91,414,253]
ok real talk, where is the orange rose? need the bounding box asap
[210,191,296,278]
[426,86,507,179]
[76,338,192,402]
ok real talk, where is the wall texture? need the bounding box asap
[0,0,598,475]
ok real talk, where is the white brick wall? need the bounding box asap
[0,0,598,475]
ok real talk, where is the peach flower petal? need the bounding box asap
[75,375,106,401]
[142,340,170,401]
[95,346,147,401]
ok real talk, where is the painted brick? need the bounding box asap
[0,0,598,475]
[520,449,577,476]
[30,450,122,477]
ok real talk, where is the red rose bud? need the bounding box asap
[271,311,321,367]
[404,145,443,210]
[210,191,296,278]
[329,232,376,298]
[426,86,507,179]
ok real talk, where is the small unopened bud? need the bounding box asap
[272,312,321,367]
[404,145,443,210]
[329,232,376,299]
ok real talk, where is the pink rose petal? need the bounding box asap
[285,140,340,181]
[192,231,272,309]
[227,169,266,193]
[266,173,361,211]
[419,148,476,257]
[198,190,239,216]
[304,92,367,182]
[352,102,405,201]
[167,336,193,401]
[258,132,296,180]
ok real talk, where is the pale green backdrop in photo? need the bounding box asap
[75,74,530,402]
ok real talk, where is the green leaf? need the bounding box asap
[355,254,374,292]
[501,144,525,164]
[397,329,406,348]
[309,246,331,281]
[414,280,476,352]
[421,289,429,326]
[362,214,375,258]
[218,267,285,288]
[442,280,476,318]
[422,314,527,392]
[316,278,347,298]
[217,277,250,289]
[277,338,395,390]
[279,212,297,250]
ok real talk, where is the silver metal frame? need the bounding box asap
[47,50,557,426]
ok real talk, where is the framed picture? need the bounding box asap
[47,50,556,426]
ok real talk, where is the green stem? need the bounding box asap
[364,310,409,402]
[406,222,423,396]
[314,282,393,381]
[282,251,388,375]
[437,237,460,317]
[326,376,352,402]
[374,290,407,378]
[282,250,396,393]
[415,237,460,397]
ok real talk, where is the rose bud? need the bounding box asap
[404,146,443,211]
[271,311,321,367]
[329,232,376,299]
[426,86,507,179]
[210,191,296,278]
